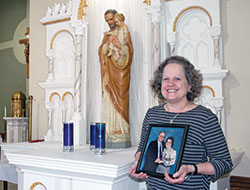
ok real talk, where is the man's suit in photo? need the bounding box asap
[143,140,165,172]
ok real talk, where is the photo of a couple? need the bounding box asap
[143,131,176,173]
[136,124,189,178]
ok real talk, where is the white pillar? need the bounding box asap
[71,20,88,146]
[44,103,54,141]
[145,0,163,106]
[46,49,55,82]
[210,26,222,69]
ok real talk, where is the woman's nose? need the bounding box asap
[167,80,174,86]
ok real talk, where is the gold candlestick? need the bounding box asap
[28,95,33,141]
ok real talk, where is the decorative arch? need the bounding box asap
[62,91,74,101]
[30,182,47,190]
[50,29,75,49]
[203,85,215,97]
[49,92,61,102]
[173,6,213,32]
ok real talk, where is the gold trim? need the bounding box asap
[77,0,88,20]
[203,85,215,97]
[30,182,47,190]
[49,92,61,102]
[42,17,70,25]
[62,91,74,101]
[173,6,213,32]
[50,29,75,49]
[143,0,151,6]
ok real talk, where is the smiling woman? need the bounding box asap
[129,55,232,190]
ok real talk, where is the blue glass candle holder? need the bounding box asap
[63,122,74,152]
[90,122,96,151]
[95,122,106,155]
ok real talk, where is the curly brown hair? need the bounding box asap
[150,55,203,102]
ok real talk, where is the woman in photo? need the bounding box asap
[155,136,176,174]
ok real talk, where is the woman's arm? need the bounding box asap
[164,162,215,184]
[129,152,148,179]
[129,109,151,180]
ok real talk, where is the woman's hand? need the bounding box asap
[164,165,193,184]
[129,160,148,180]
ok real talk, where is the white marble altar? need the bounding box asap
[1,141,245,190]
[2,142,141,190]
[3,117,28,143]
[39,0,88,146]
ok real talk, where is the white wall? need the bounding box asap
[221,0,250,174]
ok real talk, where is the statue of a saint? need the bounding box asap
[98,9,133,148]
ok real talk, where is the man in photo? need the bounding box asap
[142,131,166,172]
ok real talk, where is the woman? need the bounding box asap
[155,137,176,174]
[129,56,232,189]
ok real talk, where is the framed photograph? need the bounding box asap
[136,123,189,178]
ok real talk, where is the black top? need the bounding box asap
[136,104,233,190]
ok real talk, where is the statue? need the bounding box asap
[98,9,133,148]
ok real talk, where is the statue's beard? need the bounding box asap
[110,25,117,30]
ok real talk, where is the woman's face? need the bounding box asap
[161,63,191,104]
[166,139,172,148]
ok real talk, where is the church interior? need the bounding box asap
[0,0,250,189]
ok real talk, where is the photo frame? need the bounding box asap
[136,123,189,178]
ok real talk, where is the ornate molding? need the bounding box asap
[71,20,88,35]
[173,6,213,32]
[144,0,162,23]
[42,17,70,25]
[203,85,215,97]
[45,49,55,59]
[143,0,151,6]
[49,92,61,102]
[40,1,72,23]
[210,25,222,38]
[77,0,88,20]
[30,182,47,190]
[62,91,74,101]
[50,29,75,49]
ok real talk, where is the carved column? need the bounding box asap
[145,0,162,70]
[144,0,163,106]
[212,97,224,125]
[168,32,176,56]
[44,103,54,141]
[210,26,222,68]
[71,20,87,113]
[46,49,55,82]
[71,20,88,145]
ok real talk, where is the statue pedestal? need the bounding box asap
[3,117,28,143]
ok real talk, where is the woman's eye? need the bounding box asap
[163,77,169,80]
[176,77,181,80]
